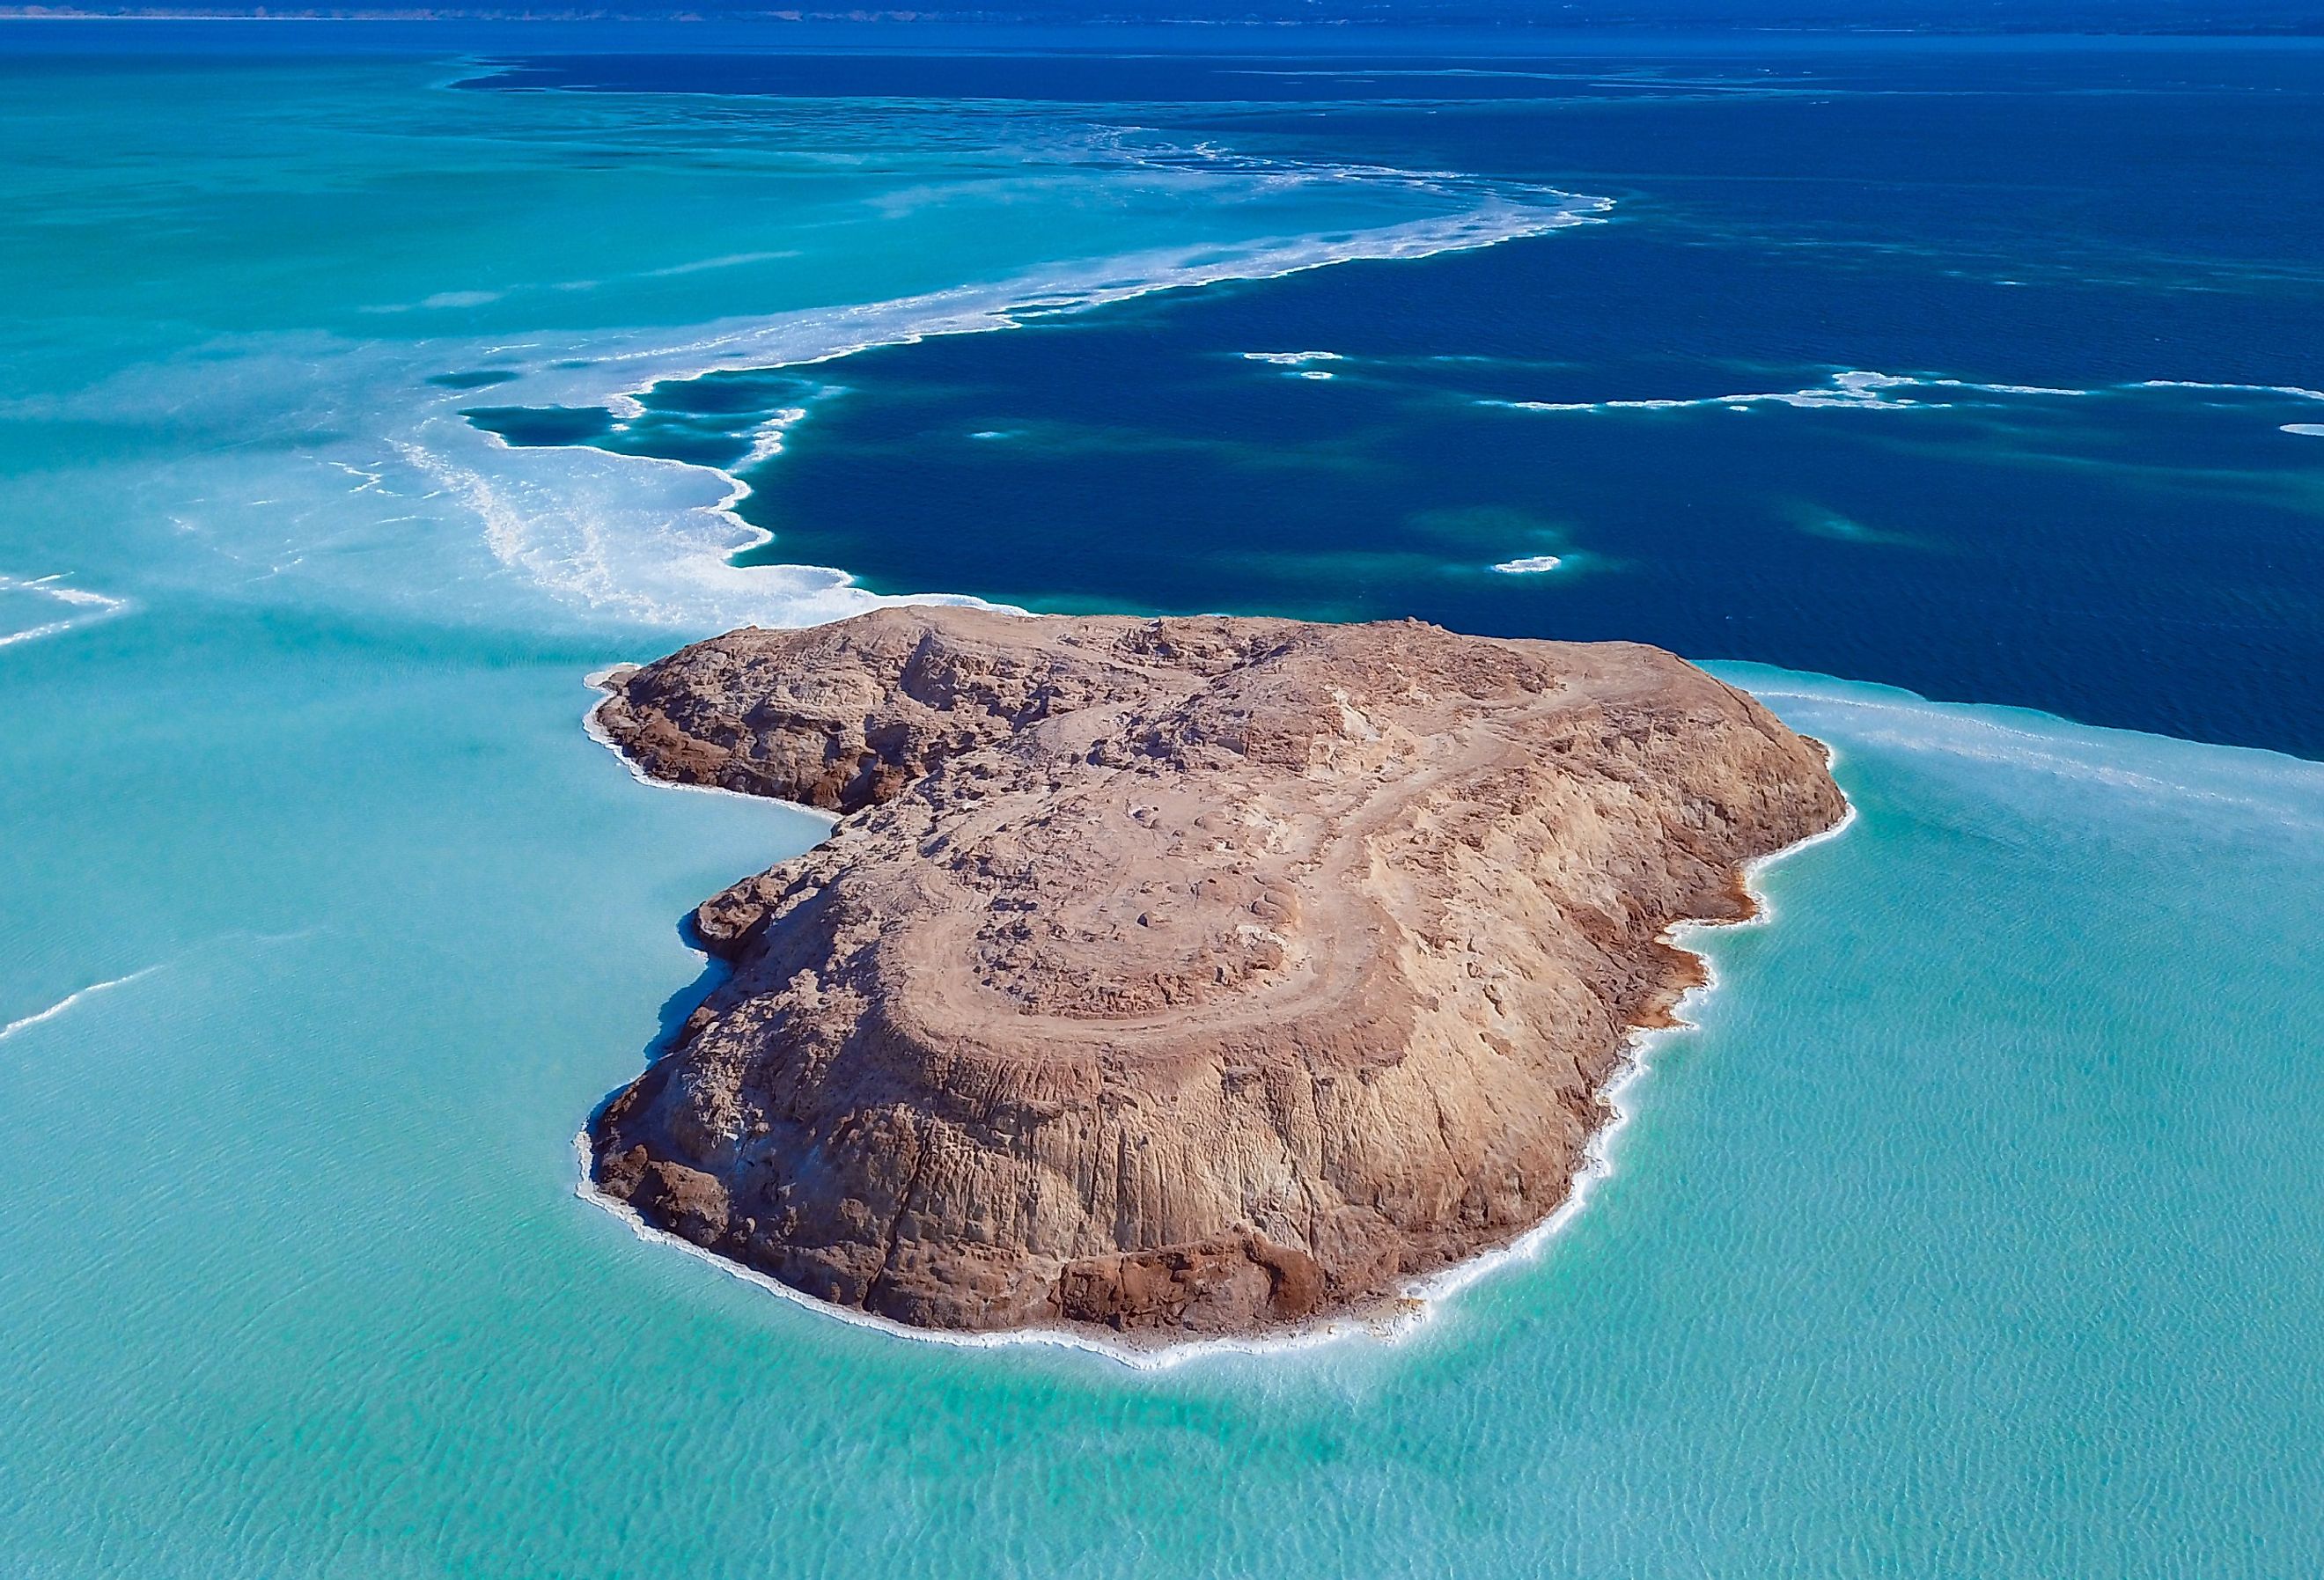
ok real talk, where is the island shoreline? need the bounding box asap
[575,666,1853,1369]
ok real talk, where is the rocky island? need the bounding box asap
[587,607,1845,1343]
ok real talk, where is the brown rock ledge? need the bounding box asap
[586,606,1844,1342]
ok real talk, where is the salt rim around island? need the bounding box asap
[571,658,1855,1371]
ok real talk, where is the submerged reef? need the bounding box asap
[588,607,1844,1342]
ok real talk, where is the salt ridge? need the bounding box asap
[395,181,1607,633]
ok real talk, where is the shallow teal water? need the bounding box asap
[4,33,2321,1578]
[8,601,2319,1576]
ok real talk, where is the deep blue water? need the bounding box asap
[470,40,2324,756]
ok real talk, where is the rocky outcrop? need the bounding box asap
[587,607,1844,1341]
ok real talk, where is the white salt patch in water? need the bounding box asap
[1491,555,1563,574]
[363,289,506,314]
[739,405,813,470]
[0,574,130,650]
[2282,423,2324,437]
[2138,379,2324,401]
[643,250,802,279]
[17,149,1607,639]
[397,192,1602,633]
[0,966,167,1043]
[0,930,315,1046]
[1476,369,2092,416]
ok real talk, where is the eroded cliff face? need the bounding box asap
[588,607,1845,1340]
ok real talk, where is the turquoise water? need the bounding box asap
[11,603,2320,1576]
[4,31,2321,1577]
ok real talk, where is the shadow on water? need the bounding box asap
[583,914,734,1146]
[650,913,731,1068]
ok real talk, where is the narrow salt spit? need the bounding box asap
[2136,379,2324,401]
[0,965,167,1044]
[1718,664,2324,823]
[1475,369,2094,417]
[0,930,320,1047]
[1491,554,1563,574]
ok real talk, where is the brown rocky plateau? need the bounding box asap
[587,606,1844,1342]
